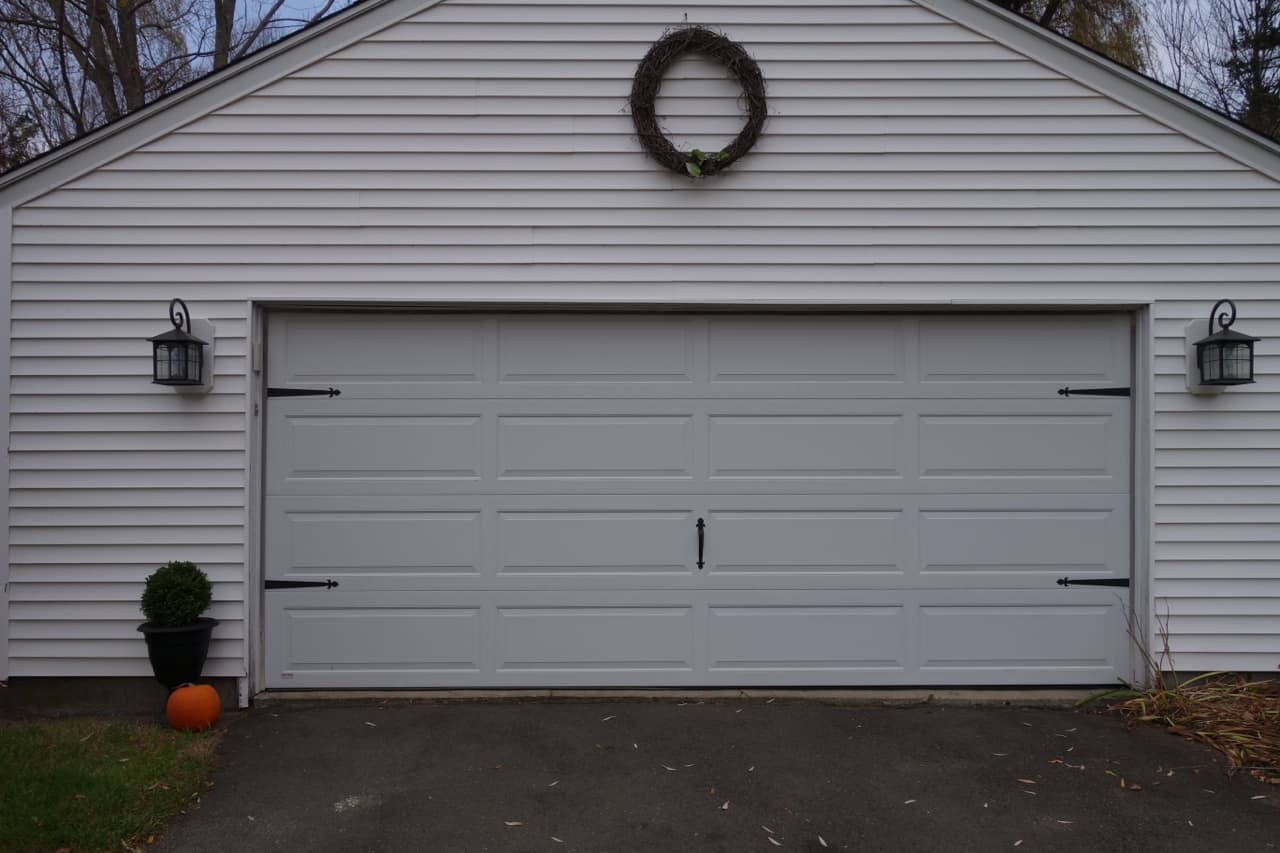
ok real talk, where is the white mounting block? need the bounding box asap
[1184,319,1226,396]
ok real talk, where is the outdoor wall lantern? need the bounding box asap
[149,298,215,393]
[1185,299,1259,394]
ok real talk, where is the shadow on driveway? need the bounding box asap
[156,701,1278,852]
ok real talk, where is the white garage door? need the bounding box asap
[262,312,1133,688]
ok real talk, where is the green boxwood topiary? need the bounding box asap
[140,561,213,627]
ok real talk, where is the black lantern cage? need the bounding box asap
[150,299,207,386]
[1195,299,1258,386]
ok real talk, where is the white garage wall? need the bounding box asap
[3,0,1278,680]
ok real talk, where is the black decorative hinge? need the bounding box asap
[1056,577,1130,588]
[267,387,342,398]
[1057,386,1130,398]
[265,579,340,590]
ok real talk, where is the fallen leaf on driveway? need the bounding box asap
[1251,795,1266,800]
[818,835,828,847]
[1014,841,1023,848]
[1128,784,1142,791]
[364,722,377,727]
[551,837,564,843]
[904,799,916,805]
[662,765,678,772]
[548,781,559,787]
[721,801,730,810]
[992,753,1008,757]
[504,821,523,827]
[1022,791,1037,796]
[1056,820,1073,825]
[762,824,775,834]
[1016,779,1037,785]
[768,838,782,847]
[601,715,616,722]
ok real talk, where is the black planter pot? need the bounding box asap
[137,617,219,689]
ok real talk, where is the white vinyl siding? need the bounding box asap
[4,0,1279,680]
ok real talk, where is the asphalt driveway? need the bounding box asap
[155,698,1278,852]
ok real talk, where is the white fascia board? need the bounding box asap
[0,0,445,207]
[917,0,1280,182]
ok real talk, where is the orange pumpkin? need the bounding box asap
[166,682,221,731]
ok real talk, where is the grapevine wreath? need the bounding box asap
[629,26,767,177]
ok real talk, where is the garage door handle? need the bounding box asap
[696,517,706,570]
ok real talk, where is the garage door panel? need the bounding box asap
[708,606,907,671]
[265,590,1130,686]
[919,315,1130,386]
[706,510,906,575]
[919,411,1127,486]
[497,510,694,574]
[495,606,695,672]
[271,414,484,482]
[277,606,483,672]
[498,316,696,383]
[269,508,482,575]
[497,415,694,478]
[708,415,905,479]
[274,315,485,386]
[919,601,1125,676]
[920,507,1127,578]
[707,315,907,383]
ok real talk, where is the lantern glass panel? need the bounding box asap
[1200,342,1224,383]
[1198,340,1255,385]
[1222,341,1253,381]
[154,340,202,384]
[154,342,174,381]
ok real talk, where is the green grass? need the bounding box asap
[0,717,220,853]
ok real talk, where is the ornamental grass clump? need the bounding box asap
[1085,611,1280,784]
[141,560,213,627]
[1109,674,1280,783]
